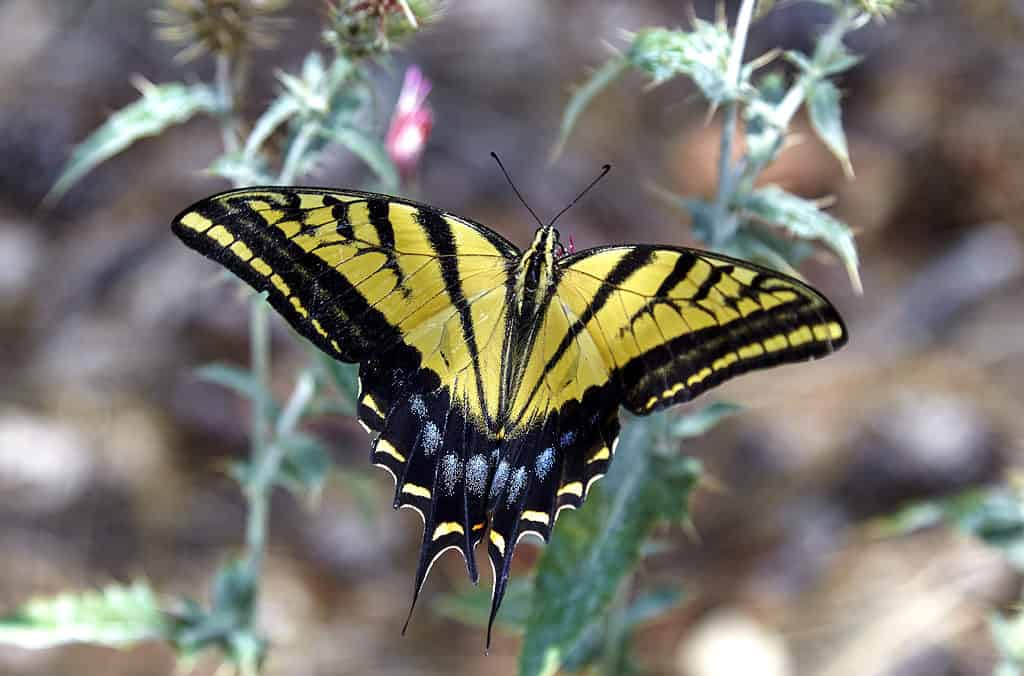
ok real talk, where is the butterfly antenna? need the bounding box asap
[491,152,545,229]
[548,164,611,228]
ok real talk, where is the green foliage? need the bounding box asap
[876,487,1024,571]
[39,2,419,671]
[172,559,265,674]
[556,0,872,291]
[0,583,169,649]
[513,2,881,672]
[519,412,702,676]
[628,23,737,101]
[876,485,1024,674]
[275,432,332,499]
[45,81,220,204]
[992,611,1024,676]
[741,186,861,291]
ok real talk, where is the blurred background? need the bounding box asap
[1,1,1023,674]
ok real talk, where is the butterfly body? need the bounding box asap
[172,186,847,640]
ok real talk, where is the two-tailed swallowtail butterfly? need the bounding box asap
[172,186,846,644]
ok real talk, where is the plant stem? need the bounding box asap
[711,0,757,244]
[216,53,241,153]
[279,121,318,185]
[243,297,271,596]
[739,5,862,190]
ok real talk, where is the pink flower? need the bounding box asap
[386,66,433,182]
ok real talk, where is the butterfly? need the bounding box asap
[172,185,846,643]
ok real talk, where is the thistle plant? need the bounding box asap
[16,1,436,673]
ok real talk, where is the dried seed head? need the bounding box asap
[153,0,290,61]
[322,0,439,59]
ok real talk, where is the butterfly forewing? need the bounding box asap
[555,245,848,413]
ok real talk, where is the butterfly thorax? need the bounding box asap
[493,226,562,432]
[513,226,560,321]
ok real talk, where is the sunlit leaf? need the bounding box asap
[807,80,854,178]
[740,185,862,292]
[46,80,219,204]
[519,414,701,676]
[0,582,169,649]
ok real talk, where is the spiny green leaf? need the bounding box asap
[46,80,219,204]
[519,413,701,676]
[551,56,629,162]
[740,186,862,293]
[807,80,854,178]
[627,23,736,103]
[0,582,169,649]
[671,401,743,440]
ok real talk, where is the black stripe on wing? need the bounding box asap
[173,191,402,362]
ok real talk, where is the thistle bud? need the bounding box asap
[385,66,433,183]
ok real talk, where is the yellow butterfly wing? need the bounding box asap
[556,244,846,409]
[172,187,518,596]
